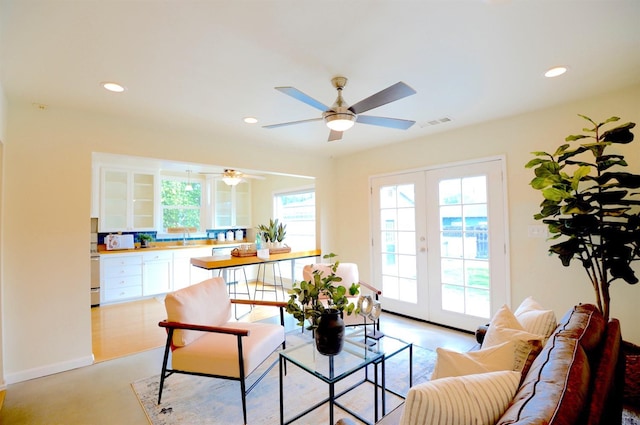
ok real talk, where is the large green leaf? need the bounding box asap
[549,238,583,266]
[602,122,636,144]
[542,187,571,202]
[598,172,640,188]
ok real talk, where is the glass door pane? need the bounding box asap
[372,172,427,319]
[426,159,507,331]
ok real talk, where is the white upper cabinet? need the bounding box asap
[213,179,251,228]
[100,168,158,232]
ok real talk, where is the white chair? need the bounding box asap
[158,277,287,425]
[302,262,383,332]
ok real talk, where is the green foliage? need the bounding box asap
[525,115,639,320]
[276,222,287,242]
[285,253,360,330]
[257,218,286,243]
[161,180,201,229]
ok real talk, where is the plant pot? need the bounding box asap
[315,309,345,356]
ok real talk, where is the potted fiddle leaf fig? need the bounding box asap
[525,114,639,321]
[286,253,360,355]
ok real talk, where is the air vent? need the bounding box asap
[420,117,452,128]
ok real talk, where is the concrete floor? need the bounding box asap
[0,312,476,424]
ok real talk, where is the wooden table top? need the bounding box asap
[190,249,322,270]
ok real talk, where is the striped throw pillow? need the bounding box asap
[400,370,521,425]
[514,296,557,339]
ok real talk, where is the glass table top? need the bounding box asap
[280,337,384,383]
[345,328,412,358]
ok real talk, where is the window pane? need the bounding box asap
[462,176,487,204]
[161,178,202,230]
[380,186,397,209]
[274,189,316,251]
[397,184,415,208]
[439,179,461,205]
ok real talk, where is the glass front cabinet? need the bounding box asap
[213,179,251,228]
[100,168,157,232]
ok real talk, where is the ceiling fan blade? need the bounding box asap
[356,115,415,130]
[242,174,266,180]
[349,82,416,115]
[262,117,323,129]
[328,129,343,142]
[275,87,330,112]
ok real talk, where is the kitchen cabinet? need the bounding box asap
[142,251,173,296]
[214,180,251,228]
[102,254,143,303]
[100,168,157,231]
[173,246,213,290]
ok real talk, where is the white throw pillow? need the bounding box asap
[489,304,525,331]
[482,325,543,373]
[514,296,557,339]
[431,340,517,379]
[399,370,521,425]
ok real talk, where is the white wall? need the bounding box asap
[332,84,640,344]
[0,80,7,388]
[3,84,639,383]
[2,100,333,383]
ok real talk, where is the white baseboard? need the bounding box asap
[5,354,94,384]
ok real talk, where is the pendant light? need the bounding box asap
[185,170,193,191]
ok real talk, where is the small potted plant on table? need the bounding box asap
[285,253,360,355]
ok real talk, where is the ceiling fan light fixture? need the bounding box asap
[324,111,356,132]
[222,176,242,186]
[222,169,242,186]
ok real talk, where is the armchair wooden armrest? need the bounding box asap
[158,320,250,336]
[230,299,288,308]
[358,280,382,296]
[229,299,288,326]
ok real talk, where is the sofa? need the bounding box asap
[350,303,625,425]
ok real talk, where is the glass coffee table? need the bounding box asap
[346,331,413,417]
[279,337,384,425]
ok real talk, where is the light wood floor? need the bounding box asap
[91,297,167,363]
[91,282,287,362]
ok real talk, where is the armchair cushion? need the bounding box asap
[302,263,360,288]
[171,321,285,378]
[165,277,232,347]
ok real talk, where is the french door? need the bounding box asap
[371,158,508,331]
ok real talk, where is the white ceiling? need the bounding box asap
[2,0,640,157]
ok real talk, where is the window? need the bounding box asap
[161,177,203,231]
[274,187,316,250]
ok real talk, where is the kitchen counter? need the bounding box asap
[98,240,245,254]
[190,249,321,270]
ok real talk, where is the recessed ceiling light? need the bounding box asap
[544,66,568,78]
[101,82,126,93]
[244,117,258,124]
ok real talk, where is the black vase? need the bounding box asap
[315,309,345,356]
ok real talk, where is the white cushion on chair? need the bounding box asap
[303,263,359,287]
[172,322,285,377]
[165,277,232,347]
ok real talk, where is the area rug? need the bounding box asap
[132,332,436,425]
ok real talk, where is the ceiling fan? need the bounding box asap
[263,76,417,142]
[200,169,265,186]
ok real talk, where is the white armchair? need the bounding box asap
[158,277,287,425]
